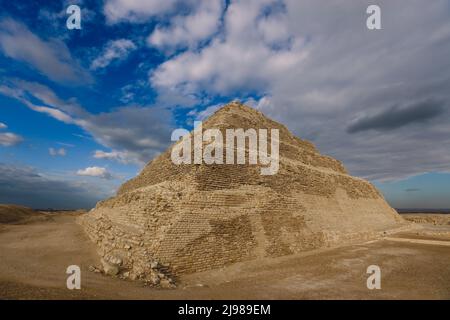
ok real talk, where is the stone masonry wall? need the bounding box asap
[79,101,407,286]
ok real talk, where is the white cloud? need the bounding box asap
[49,148,67,156]
[57,142,75,148]
[245,96,275,112]
[0,18,91,84]
[77,166,113,179]
[148,0,224,51]
[150,0,307,95]
[119,80,149,103]
[91,39,137,70]
[257,12,290,46]
[93,150,132,164]
[0,132,23,146]
[0,122,22,146]
[187,103,222,121]
[0,80,89,128]
[103,0,178,24]
[0,79,173,165]
[28,103,75,124]
[151,38,306,94]
[13,80,87,117]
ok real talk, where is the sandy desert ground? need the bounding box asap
[0,208,449,300]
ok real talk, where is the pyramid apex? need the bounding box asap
[203,100,263,126]
[218,100,258,113]
[219,100,247,111]
[229,99,243,106]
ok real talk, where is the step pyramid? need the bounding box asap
[79,101,406,285]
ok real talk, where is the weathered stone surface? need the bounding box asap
[160,279,175,289]
[78,101,407,286]
[101,259,119,276]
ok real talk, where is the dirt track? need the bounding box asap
[0,213,449,299]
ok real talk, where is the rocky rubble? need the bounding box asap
[87,255,176,288]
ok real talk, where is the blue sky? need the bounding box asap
[1,0,450,209]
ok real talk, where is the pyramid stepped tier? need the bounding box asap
[79,101,408,284]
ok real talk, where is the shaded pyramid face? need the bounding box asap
[79,101,406,283]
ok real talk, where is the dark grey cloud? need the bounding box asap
[82,105,174,164]
[347,100,445,133]
[0,163,111,209]
[250,0,450,181]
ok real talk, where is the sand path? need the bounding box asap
[0,213,449,299]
